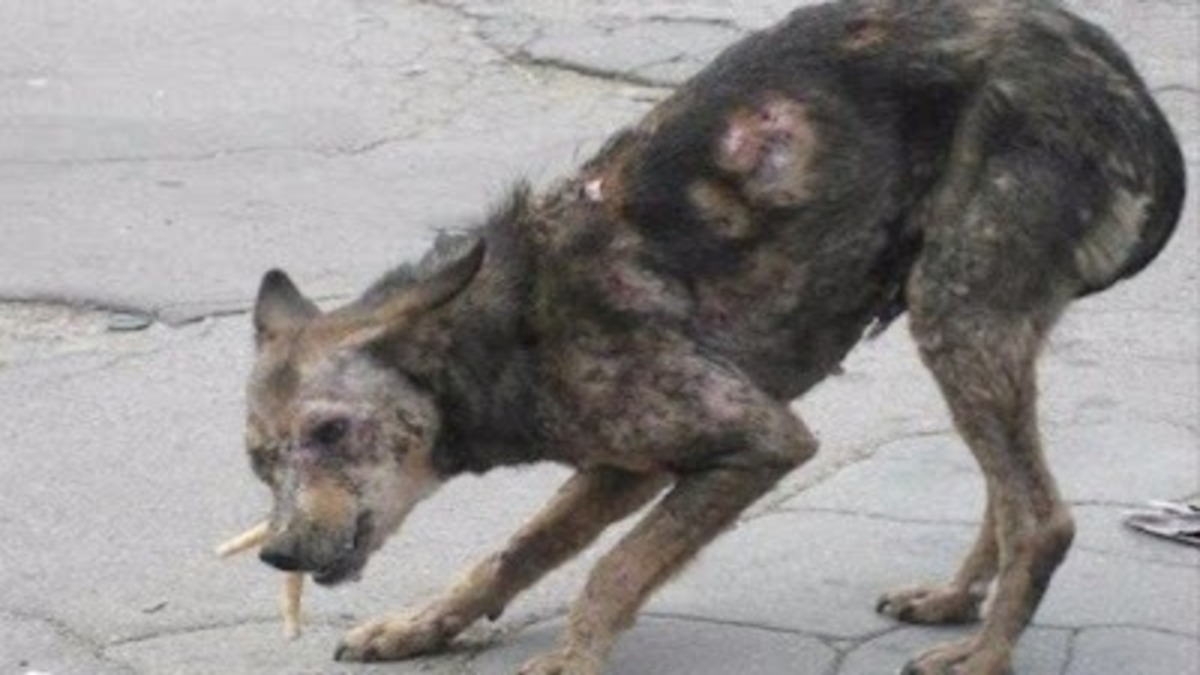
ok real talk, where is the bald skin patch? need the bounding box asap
[717,96,819,208]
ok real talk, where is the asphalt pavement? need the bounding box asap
[1,1,1197,674]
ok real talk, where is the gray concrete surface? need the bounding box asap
[1,1,1196,674]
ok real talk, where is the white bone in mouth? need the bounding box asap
[216,520,305,639]
[281,571,304,639]
[215,521,269,558]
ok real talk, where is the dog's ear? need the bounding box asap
[373,239,486,327]
[409,238,486,314]
[330,239,487,350]
[254,269,319,346]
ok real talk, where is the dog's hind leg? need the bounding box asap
[902,309,1073,675]
[335,467,667,662]
[887,149,1084,674]
[877,487,999,624]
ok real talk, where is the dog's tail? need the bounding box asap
[1073,98,1186,299]
[1064,13,1188,298]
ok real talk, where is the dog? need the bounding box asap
[241,0,1185,672]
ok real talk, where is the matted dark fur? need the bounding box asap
[241,0,1185,672]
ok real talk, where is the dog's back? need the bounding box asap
[856,0,1187,295]
[552,0,1184,399]
[863,0,1183,294]
[650,0,1184,285]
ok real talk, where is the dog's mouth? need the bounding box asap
[312,512,374,587]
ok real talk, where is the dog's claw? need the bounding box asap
[336,613,451,663]
[334,641,379,663]
[898,635,1013,675]
[877,583,983,625]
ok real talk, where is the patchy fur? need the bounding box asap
[240,1,1184,673]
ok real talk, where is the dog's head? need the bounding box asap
[243,242,484,585]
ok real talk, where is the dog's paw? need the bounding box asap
[334,614,449,662]
[899,636,1012,675]
[518,648,603,675]
[877,583,984,625]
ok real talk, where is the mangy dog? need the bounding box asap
[241,0,1185,672]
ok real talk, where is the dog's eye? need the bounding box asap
[310,418,350,447]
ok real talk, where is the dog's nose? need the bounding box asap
[259,541,305,572]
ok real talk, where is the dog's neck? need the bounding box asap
[431,256,547,477]
[369,196,550,477]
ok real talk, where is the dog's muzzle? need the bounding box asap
[259,511,374,586]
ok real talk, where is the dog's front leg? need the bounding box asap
[335,467,667,662]
[519,435,813,675]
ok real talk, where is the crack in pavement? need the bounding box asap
[1054,624,1200,675]
[103,611,528,674]
[410,0,678,91]
[1043,409,1200,437]
[407,0,531,65]
[0,144,300,169]
[822,625,914,675]
[771,505,979,528]
[641,609,901,647]
[1072,543,1200,569]
[4,4,450,170]
[98,605,577,673]
[0,295,150,322]
[462,605,894,670]
[0,303,217,380]
[337,0,483,139]
[641,13,748,33]
[1071,498,1171,509]
[439,605,572,675]
[0,132,429,168]
[1059,627,1082,675]
[338,0,393,73]
[756,491,1199,570]
[0,607,140,675]
[1033,621,1197,640]
[742,427,955,523]
[104,613,353,649]
[0,290,353,330]
[1153,83,1200,96]
[505,50,676,89]
[156,288,356,327]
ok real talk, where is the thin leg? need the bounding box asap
[887,123,1095,672]
[901,312,1074,675]
[519,456,807,675]
[878,479,999,624]
[335,467,668,662]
